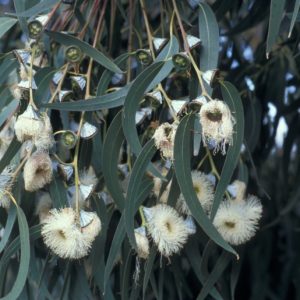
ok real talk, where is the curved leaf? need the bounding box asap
[42,85,129,111]
[0,18,18,39]
[43,37,178,112]
[198,3,219,71]
[173,114,237,256]
[197,251,231,300]
[266,0,286,57]
[0,138,21,174]
[102,111,125,211]
[0,100,18,128]
[288,0,300,37]
[125,139,156,250]
[104,181,153,293]
[46,31,123,74]
[0,208,30,300]
[122,62,164,155]
[210,81,244,219]
[15,0,59,18]
[0,206,16,253]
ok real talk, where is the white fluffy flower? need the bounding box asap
[41,208,92,259]
[199,100,235,154]
[35,192,52,223]
[227,180,246,202]
[14,105,44,142]
[34,113,54,151]
[153,122,177,160]
[0,166,15,209]
[80,166,98,186]
[81,211,101,242]
[176,171,214,215]
[134,227,150,259]
[23,151,53,192]
[153,177,171,203]
[143,204,189,257]
[213,196,263,245]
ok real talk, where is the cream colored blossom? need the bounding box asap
[176,171,214,215]
[41,208,92,259]
[34,113,54,151]
[23,151,53,192]
[213,196,263,245]
[227,180,246,202]
[199,100,235,154]
[81,211,101,242]
[0,166,15,209]
[35,192,52,223]
[143,204,189,257]
[153,177,171,203]
[80,166,98,186]
[14,105,44,142]
[153,122,177,160]
[134,227,150,259]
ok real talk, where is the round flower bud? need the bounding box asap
[172,52,191,71]
[136,49,153,65]
[65,45,83,63]
[28,20,43,39]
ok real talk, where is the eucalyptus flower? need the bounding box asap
[153,122,178,160]
[176,171,214,215]
[213,196,263,245]
[143,204,189,257]
[199,99,235,154]
[23,151,53,192]
[41,208,92,259]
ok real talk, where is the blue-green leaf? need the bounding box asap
[210,81,244,219]
[266,0,286,57]
[197,251,231,300]
[0,207,30,300]
[0,206,17,253]
[173,113,237,256]
[0,17,18,39]
[124,139,156,250]
[198,3,219,71]
[15,0,60,18]
[46,31,123,74]
[0,100,19,128]
[288,0,300,37]
[102,111,125,211]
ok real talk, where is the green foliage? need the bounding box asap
[0,0,299,299]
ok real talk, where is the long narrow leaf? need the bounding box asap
[173,114,237,256]
[210,81,244,219]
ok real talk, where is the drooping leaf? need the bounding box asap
[0,18,18,39]
[0,100,19,128]
[102,111,125,211]
[124,139,156,250]
[14,0,60,18]
[0,138,21,174]
[13,0,29,38]
[197,251,231,300]
[0,205,17,253]
[266,0,286,57]
[173,113,237,256]
[143,246,156,298]
[288,0,300,37]
[42,37,178,111]
[210,81,244,219]
[48,173,68,208]
[198,2,219,71]
[0,208,30,300]
[46,31,123,74]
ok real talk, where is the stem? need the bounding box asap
[28,47,37,109]
[171,0,212,100]
[139,206,146,226]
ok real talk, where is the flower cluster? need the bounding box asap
[151,174,263,250]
